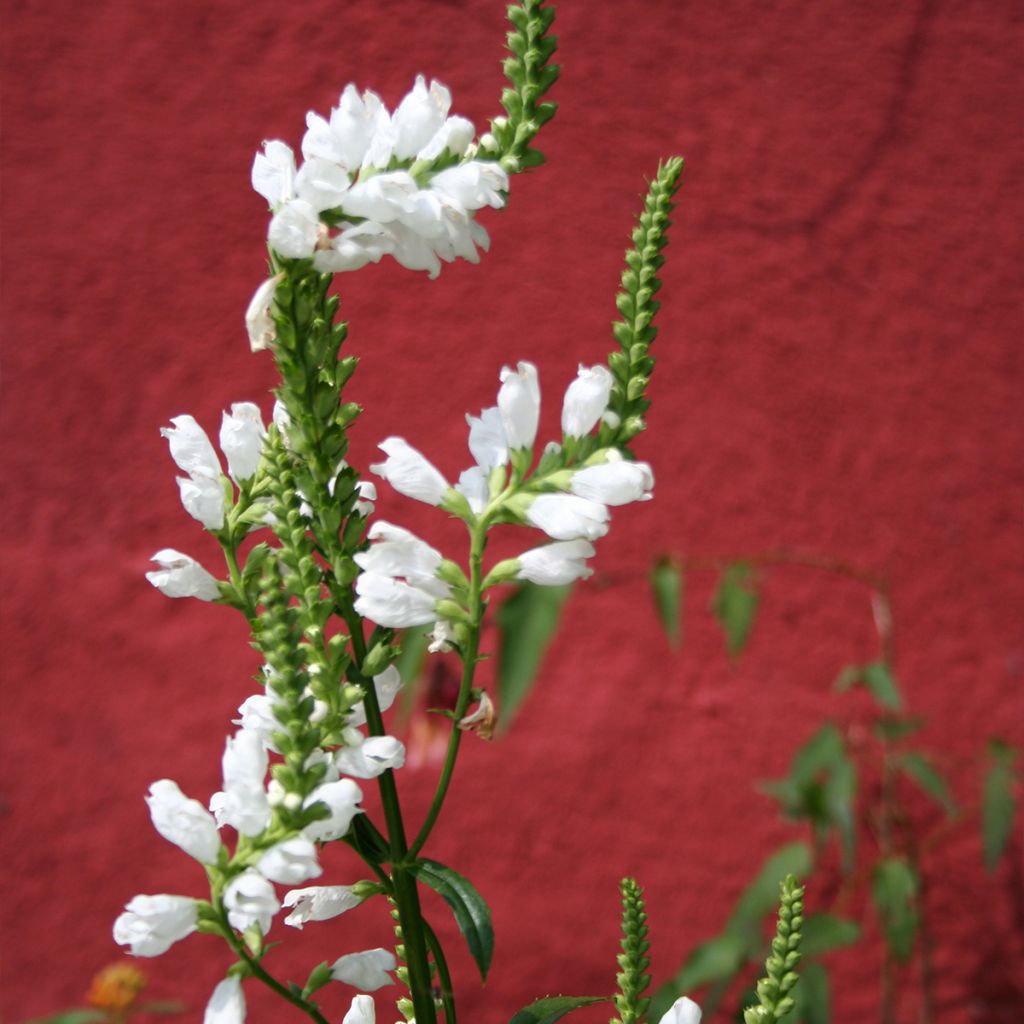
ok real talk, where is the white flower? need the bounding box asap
[428,619,456,653]
[234,692,283,752]
[145,552,221,598]
[657,996,702,1024]
[205,976,246,1024]
[570,456,654,506]
[369,438,450,506]
[294,157,351,212]
[355,521,443,578]
[385,220,443,278]
[418,114,475,161]
[303,778,363,842]
[219,403,266,482]
[342,995,377,1024]
[517,540,596,585]
[251,140,296,208]
[354,573,442,628]
[455,465,489,515]
[336,735,406,779]
[113,894,198,957]
[561,365,614,438]
[209,731,271,837]
[145,779,221,865]
[313,222,394,274]
[392,76,452,161]
[525,494,610,541]
[347,665,404,728]
[341,172,419,223]
[354,480,377,517]
[268,199,321,259]
[497,361,541,451]
[431,161,509,211]
[302,85,388,170]
[466,406,509,470]
[175,473,225,530]
[161,415,220,478]
[331,948,397,992]
[245,274,283,352]
[282,885,363,929]
[257,837,322,885]
[224,870,280,934]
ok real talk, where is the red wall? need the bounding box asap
[2,1,1022,1021]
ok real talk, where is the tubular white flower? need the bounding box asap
[113,894,198,957]
[498,361,541,451]
[354,573,442,628]
[282,885,363,929]
[570,457,654,506]
[257,837,322,885]
[245,274,283,352]
[369,438,450,506]
[346,665,404,728]
[336,735,406,780]
[561,364,614,438]
[234,692,283,752]
[223,870,280,934]
[525,494,610,541]
[161,415,221,480]
[517,540,596,586]
[268,199,320,259]
[354,480,377,517]
[146,549,221,600]
[251,140,296,208]
[302,85,388,169]
[341,172,419,223]
[466,406,509,470]
[431,161,509,211]
[204,976,246,1024]
[392,76,452,160]
[145,779,221,865]
[342,995,377,1024]
[175,470,225,530]
[219,403,266,482]
[354,521,443,578]
[657,997,702,1024]
[419,114,475,161]
[331,948,397,992]
[209,731,271,837]
[294,157,351,213]
[385,220,443,279]
[313,222,394,274]
[455,466,489,515]
[302,778,363,843]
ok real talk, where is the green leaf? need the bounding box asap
[509,996,609,1024]
[898,751,957,816]
[650,557,683,648]
[834,661,902,710]
[649,934,743,1021]
[496,582,571,729]
[415,858,494,981]
[800,914,860,957]
[871,857,919,961]
[872,716,922,741]
[792,961,829,1024]
[728,843,813,936]
[24,1014,105,1024]
[982,740,1018,870]
[710,563,759,658]
[346,814,390,864]
[302,961,333,998]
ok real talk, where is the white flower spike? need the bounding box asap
[113,894,198,957]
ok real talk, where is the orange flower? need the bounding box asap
[86,962,146,1017]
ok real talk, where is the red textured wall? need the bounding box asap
[2,1,1022,1021]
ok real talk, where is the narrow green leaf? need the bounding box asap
[899,751,957,816]
[792,961,829,1024]
[496,582,570,729]
[871,857,919,961]
[728,843,813,936]
[982,740,1018,870]
[799,914,860,957]
[650,556,683,648]
[24,1014,105,1024]
[509,997,609,1024]
[415,858,494,981]
[710,563,759,658]
[834,662,901,710]
[648,933,744,1021]
[872,716,922,741]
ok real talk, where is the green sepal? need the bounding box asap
[302,961,333,998]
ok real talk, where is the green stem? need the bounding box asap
[423,919,457,1024]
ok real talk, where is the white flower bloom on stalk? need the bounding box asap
[525,493,610,541]
[498,361,541,451]
[268,199,321,259]
[302,778,363,843]
[113,894,198,957]
[204,976,246,1024]
[245,274,283,352]
[252,140,297,207]
[313,222,394,274]
[562,364,614,438]
[455,466,490,515]
[342,995,377,1024]
[282,885,363,929]
[331,948,397,992]
[336,735,406,780]
[145,780,221,865]
[571,455,654,506]
[209,731,271,837]
[219,403,266,482]
[517,540,596,586]
[369,438,451,506]
[223,870,280,934]
[354,480,377,517]
[466,406,510,470]
[234,692,284,752]
[657,996,702,1024]
[431,162,509,211]
[391,75,451,160]
[257,837,322,885]
[159,415,225,529]
[146,550,222,600]
[355,574,441,628]
[346,665,404,728]
[302,85,388,169]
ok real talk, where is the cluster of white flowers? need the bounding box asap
[355,360,653,630]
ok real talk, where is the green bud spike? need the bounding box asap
[742,875,805,1024]
[611,878,652,1024]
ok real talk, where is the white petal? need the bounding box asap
[160,415,221,479]
[466,406,509,469]
[283,885,362,929]
[245,274,283,352]
[257,837,322,885]
[525,494,610,541]
[252,140,296,207]
[113,894,198,957]
[570,459,654,505]
[346,665,404,728]
[145,779,221,864]
[336,736,406,779]
[497,361,541,451]
[175,470,225,530]
[657,996,702,1024]
[295,157,351,212]
[369,438,449,506]
[517,540,596,586]
[146,549,220,601]
[268,200,320,259]
[303,778,363,842]
[204,976,246,1024]
[223,870,280,934]
[331,948,397,992]
[342,994,377,1024]
[561,364,614,438]
[392,76,451,160]
[455,465,489,515]
[354,573,440,628]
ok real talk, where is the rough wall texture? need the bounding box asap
[1,0,1022,1021]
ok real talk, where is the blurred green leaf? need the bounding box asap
[792,961,830,1024]
[509,996,609,1024]
[394,624,431,722]
[982,740,1018,871]
[496,582,571,730]
[898,751,957,816]
[871,857,919,961]
[835,662,902,711]
[24,1014,104,1024]
[650,933,746,1020]
[650,557,683,648]
[728,843,813,936]
[415,859,494,981]
[872,717,922,742]
[710,563,759,657]
[800,914,860,957]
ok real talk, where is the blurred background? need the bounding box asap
[2,0,1022,1021]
